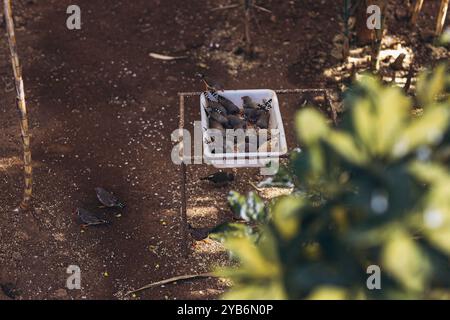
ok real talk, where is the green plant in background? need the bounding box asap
[213,64,450,300]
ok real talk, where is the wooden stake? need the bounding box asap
[4,0,33,210]
[435,0,449,36]
[244,0,254,58]
[410,0,424,25]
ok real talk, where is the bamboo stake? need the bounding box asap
[4,0,33,210]
[410,0,424,25]
[435,0,449,36]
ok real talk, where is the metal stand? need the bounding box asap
[177,89,337,257]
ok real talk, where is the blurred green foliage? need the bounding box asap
[214,65,450,300]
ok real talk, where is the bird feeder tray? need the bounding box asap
[200,89,288,168]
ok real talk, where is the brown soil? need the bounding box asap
[0,0,448,299]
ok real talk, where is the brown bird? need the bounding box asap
[76,208,109,227]
[227,114,247,130]
[95,187,126,209]
[206,108,229,125]
[256,111,270,129]
[206,99,227,115]
[242,96,258,109]
[200,171,234,186]
[209,119,225,132]
[218,95,240,115]
[390,53,406,71]
[196,73,225,92]
[188,224,215,241]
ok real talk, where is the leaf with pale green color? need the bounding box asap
[393,105,449,158]
[382,230,433,292]
[307,286,349,300]
[352,98,376,153]
[272,196,304,240]
[326,131,368,165]
[296,108,330,145]
[375,86,410,155]
[228,191,267,223]
[417,64,447,106]
[210,223,256,243]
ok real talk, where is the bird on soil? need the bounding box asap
[76,208,109,227]
[95,187,126,209]
[188,224,215,241]
[200,171,234,186]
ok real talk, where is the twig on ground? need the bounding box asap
[125,272,216,296]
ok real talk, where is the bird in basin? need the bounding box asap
[196,73,225,92]
[76,208,109,227]
[200,171,235,186]
[95,187,126,209]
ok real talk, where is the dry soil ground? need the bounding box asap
[0,0,448,299]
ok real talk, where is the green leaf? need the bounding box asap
[352,98,376,153]
[210,223,256,243]
[393,105,449,158]
[296,109,330,145]
[307,286,349,300]
[272,196,304,240]
[326,131,368,165]
[417,65,447,106]
[228,191,247,220]
[375,87,410,155]
[382,230,432,292]
[228,191,268,223]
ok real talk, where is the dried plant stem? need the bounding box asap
[211,4,240,11]
[125,273,216,296]
[4,0,33,210]
[435,0,449,36]
[410,0,424,25]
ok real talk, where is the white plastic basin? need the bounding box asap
[200,89,288,168]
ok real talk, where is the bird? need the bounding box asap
[200,171,234,186]
[258,99,273,112]
[242,96,261,123]
[256,111,270,129]
[390,53,406,71]
[226,114,247,130]
[206,108,229,125]
[209,119,225,132]
[95,187,126,209]
[76,208,109,227]
[196,73,225,92]
[244,108,263,123]
[206,99,227,115]
[217,95,240,115]
[187,224,215,241]
[242,96,258,109]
